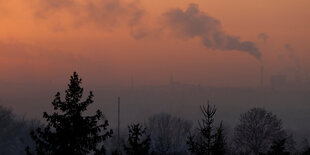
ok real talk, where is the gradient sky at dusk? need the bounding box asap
[0,0,310,87]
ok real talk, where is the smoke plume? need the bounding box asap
[163,3,262,61]
[33,0,147,38]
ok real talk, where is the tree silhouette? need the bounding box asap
[187,103,226,155]
[267,138,290,155]
[0,106,37,154]
[233,108,286,155]
[213,122,226,155]
[300,138,310,155]
[26,72,113,155]
[124,123,151,155]
[146,113,192,155]
[301,148,310,155]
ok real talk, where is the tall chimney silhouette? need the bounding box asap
[260,65,264,87]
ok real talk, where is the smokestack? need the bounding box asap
[260,65,264,87]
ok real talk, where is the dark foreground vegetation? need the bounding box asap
[0,72,309,155]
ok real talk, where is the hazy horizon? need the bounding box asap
[0,1,310,153]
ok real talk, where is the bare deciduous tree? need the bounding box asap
[146,113,192,155]
[233,108,287,155]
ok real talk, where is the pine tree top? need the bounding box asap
[27,72,113,155]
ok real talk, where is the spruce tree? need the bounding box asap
[213,122,226,155]
[26,72,113,155]
[124,123,151,155]
[187,103,226,155]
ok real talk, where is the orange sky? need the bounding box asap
[0,0,310,87]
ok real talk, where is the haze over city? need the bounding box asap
[0,0,310,154]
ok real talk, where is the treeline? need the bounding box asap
[0,106,38,154]
[0,72,310,155]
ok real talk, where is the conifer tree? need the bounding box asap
[26,72,113,155]
[213,122,226,155]
[124,123,151,155]
[187,103,226,155]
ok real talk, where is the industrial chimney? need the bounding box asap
[260,65,264,87]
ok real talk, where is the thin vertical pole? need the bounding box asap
[117,96,120,147]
